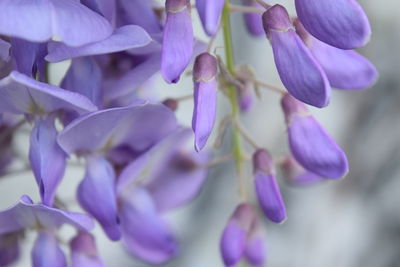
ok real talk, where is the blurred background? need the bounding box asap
[1,0,399,266]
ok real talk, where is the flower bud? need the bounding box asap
[242,0,265,37]
[70,232,104,267]
[253,149,287,223]
[281,156,324,186]
[162,0,193,83]
[196,0,225,36]
[281,94,349,179]
[262,5,331,108]
[192,52,218,152]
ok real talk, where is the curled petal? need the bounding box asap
[0,71,97,115]
[0,0,112,47]
[295,0,371,49]
[32,231,66,267]
[0,195,94,235]
[196,0,225,36]
[61,57,103,107]
[29,116,66,206]
[119,188,178,264]
[58,102,177,155]
[161,0,193,83]
[46,25,152,62]
[70,232,105,267]
[77,156,120,241]
[263,5,330,108]
[282,94,349,178]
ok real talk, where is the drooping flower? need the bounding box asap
[196,0,225,36]
[294,0,371,49]
[252,149,287,223]
[281,93,349,178]
[161,0,193,83]
[220,203,266,267]
[192,52,218,152]
[262,4,330,108]
[294,19,378,90]
[242,0,266,37]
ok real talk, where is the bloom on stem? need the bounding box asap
[252,149,287,223]
[196,0,225,36]
[281,93,349,179]
[262,4,330,108]
[192,52,218,152]
[161,0,193,83]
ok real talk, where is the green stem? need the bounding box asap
[222,1,246,200]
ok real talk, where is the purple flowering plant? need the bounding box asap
[0,0,377,266]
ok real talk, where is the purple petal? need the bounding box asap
[0,233,20,266]
[32,231,66,267]
[263,5,331,108]
[11,38,47,80]
[70,232,105,267]
[81,0,116,26]
[295,0,371,49]
[282,94,349,178]
[0,71,97,115]
[196,0,224,36]
[161,0,193,83]
[281,156,325,186]
[254,172,287,223]
[0,0,112,47]
[192,53,218,151]
[61,57,103,107]
[242,0,265,37]
[77,156,121,241]
[245,236,266,266]
[103,52,161,102]
[29,117,66,206]
[0,195,94,235]
[118,0,162,34]
[119,188,178,264]
[46,25,152,62]
[58,102,177,155]
[294,20,377,90]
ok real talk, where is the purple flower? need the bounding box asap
[262,5,331,108]
[192,52,218,152]
[0,0,112,46]
[242,0,265,37]
[161,0,193,83]
[196,0,225,36]
[253,149,287,223]
[281,94,349,178]
[295,0,371,49]
[70,232,105,267]
[32,231,67,267]
[294,19,378,90]
[220,203,266,267]
[77,156,121,241]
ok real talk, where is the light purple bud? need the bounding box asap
[281,156,324,186]
[262,5,331,108]
[281,94,349,178]
[196,0,225,36]
[220,203,256,267]
[161,0,193,83]
[245,236,266,266]
[294,19,378,90]
[242,0,265,37]
[253,149,287,223]
[32,231,66,267]
[70,232,104,267]
[0,233,20,266]
[295,0,371,49]
[192,52,218,152]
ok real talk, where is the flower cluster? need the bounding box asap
[0,0,376,266]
